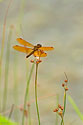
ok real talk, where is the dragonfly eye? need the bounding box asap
[37,44,42,48]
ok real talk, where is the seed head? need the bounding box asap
[64,79,68,83]
[53,108,59,112]
[61,106,64,110]
[24,110,28,117]
[30,60,34,63]
[36,59,42,64]
[58,111,63,117]
[65,87,69,91]
[62,83,65,87]
[58,104,62,109]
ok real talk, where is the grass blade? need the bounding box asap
[68,95,83,122]
[2,26,13,111]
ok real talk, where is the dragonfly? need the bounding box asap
[13,38,54,58]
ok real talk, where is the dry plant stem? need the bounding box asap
[8,104,14,119]
[0,0,12,70]
[0,0,12,110]
[22,63,35,125]
[35,63,40,125]
[0,0,12,60]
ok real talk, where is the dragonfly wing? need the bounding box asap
[16,38,34,47]
[39,47,54,51]
[33,51,47,57]
[13,45,33,54]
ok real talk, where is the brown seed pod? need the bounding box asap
[53,108,59,112]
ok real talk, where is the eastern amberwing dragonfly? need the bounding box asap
[13,38,54,58]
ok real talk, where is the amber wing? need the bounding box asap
[13,45,33,54]
[39,47,54,51]
[16,38,34,47]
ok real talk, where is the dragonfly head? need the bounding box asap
[37,44,42,48]
[33,44,42,50]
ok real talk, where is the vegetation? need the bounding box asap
[0,0,82,125]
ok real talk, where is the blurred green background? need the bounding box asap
[0,0,83,124]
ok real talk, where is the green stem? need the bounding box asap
[28,103,31,125]
[61,90,66,125]
[22,63,34,125]
[61,116,64,125]
[2,27,12,111]
[63,90,66,116]
[55,94,59,125]
[13,54,18,121]
[35,63,40,125]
